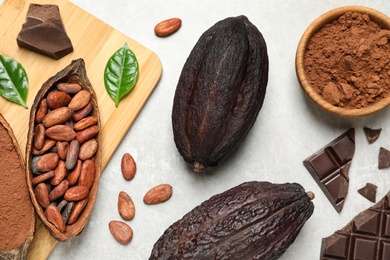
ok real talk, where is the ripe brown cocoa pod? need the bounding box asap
[150,182,314,259]
[26,59,101,241]
[172,16,268,172]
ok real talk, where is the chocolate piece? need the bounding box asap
[16,4,73,60]
[363,127,382,144]
[358,183,377,203]
[321,191,390,259]
[303,128,355,213]
[379,147,390,169]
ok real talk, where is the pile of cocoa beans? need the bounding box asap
[31,82,99,232]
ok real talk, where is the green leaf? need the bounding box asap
[104,42,139,107]
[0,54,28,108]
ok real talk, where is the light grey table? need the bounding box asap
[6,0,390,259]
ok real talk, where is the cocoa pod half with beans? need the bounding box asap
[26,59,101,241]
[172,15,269,172]
[150,182,314,260]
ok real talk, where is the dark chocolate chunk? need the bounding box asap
[16,4,73,60]
[358,183,377,203]
[363,127,382,144]
[379,147,390,170]
[303,128,355,213]
[321,191,390,259]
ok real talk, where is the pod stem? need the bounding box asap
[194,161,205,173]
[307,191,315,200]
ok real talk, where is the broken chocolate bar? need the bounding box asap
[321,191,390,259]
[303,128,355,213]
[358,183,377,203]
[379,147,390,170]
[363,127,382,144]
[16,4,73,60]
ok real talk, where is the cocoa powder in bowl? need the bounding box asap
[304,11,390,109]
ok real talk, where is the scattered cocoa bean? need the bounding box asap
[109,221,133,245]
[143,184,173,205]
[121,153,136,181]
[47,91,71,109]
[154,18,182,37]
[118,191,135,220]
[79,139,98,160]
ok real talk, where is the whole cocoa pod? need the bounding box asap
[150,182,314,260]
[172,16,268,172]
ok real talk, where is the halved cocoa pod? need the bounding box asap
[0,114,35,259]
[26,59,101,241]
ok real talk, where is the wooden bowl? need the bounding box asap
[296,6,390,117]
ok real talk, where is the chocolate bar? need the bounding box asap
[303,128,355,213]
[321,191,390,259]
[16,4,73,60]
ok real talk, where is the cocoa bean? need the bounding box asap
[79,159,95,189]
[68,159,82,186]
[51,160,67,186]
[144,184,173,205]
[46,204,66,232]
[33,124,45,150]
[72,102,93,121]
[34,182,50,208]
[32,139,56,155]
[154,18,182,37]
[64,186,89,201]
[47,91,71,109]
[76,125,99,144]
[31,156,41,175]
[62,201,75,224]
[46,125,76,142]
[35,98,48,123]
[49,180,69,201]
[121,153,136,181]
[68,90,91,110]
[109,221,133,245]
[57,82,82,94]
[67,198,88,225]
[66,140,80,170]
[118,191,135,220]
[56,141,69,160]
[73,116,98,131]
[36,152,59,172]
[79,139,98,160]
[32,170,55,185]
[57,200,68,212]
[42,107,73,128]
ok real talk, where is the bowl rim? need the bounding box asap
[296,5,390,117]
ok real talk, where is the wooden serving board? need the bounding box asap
[0,0,162,259]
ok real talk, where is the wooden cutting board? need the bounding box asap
[0,0,162,258]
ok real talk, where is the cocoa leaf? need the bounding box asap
[0,54,28,108]
[104,43,139,107]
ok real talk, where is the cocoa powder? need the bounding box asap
[0,123,34,251]
[304,11,390,109]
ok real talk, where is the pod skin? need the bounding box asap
[150,182,314,260]
[26,59,101,241]
[172,15,269,172]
